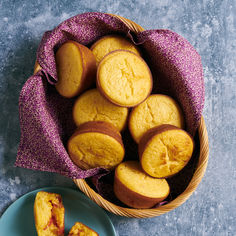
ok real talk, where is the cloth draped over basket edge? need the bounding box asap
[15,12,204,179]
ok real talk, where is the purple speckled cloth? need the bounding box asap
[15,12,204,179]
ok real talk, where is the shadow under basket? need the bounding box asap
[35,14,209,218]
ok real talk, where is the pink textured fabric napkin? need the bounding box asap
[15,12,204,179]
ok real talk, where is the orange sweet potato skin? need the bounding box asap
[139,124,194,179]
[114,171,169,209]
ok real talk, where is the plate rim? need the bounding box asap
[0,186,116,236]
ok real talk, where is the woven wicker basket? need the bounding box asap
[35,14,209,218]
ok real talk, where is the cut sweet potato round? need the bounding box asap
[114,161,170,209]
[73,89,128,131]
[139,125,194,178]
[91,34,141,65]
[55,40,96,98]
[97,50,153,107]
[129,94,184,143]
[68,121,125,170]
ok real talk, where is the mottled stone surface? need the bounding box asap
[0,1,235,236]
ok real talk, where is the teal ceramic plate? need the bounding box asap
[0,187,116,236]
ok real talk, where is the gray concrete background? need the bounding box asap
[0,0,235,235]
